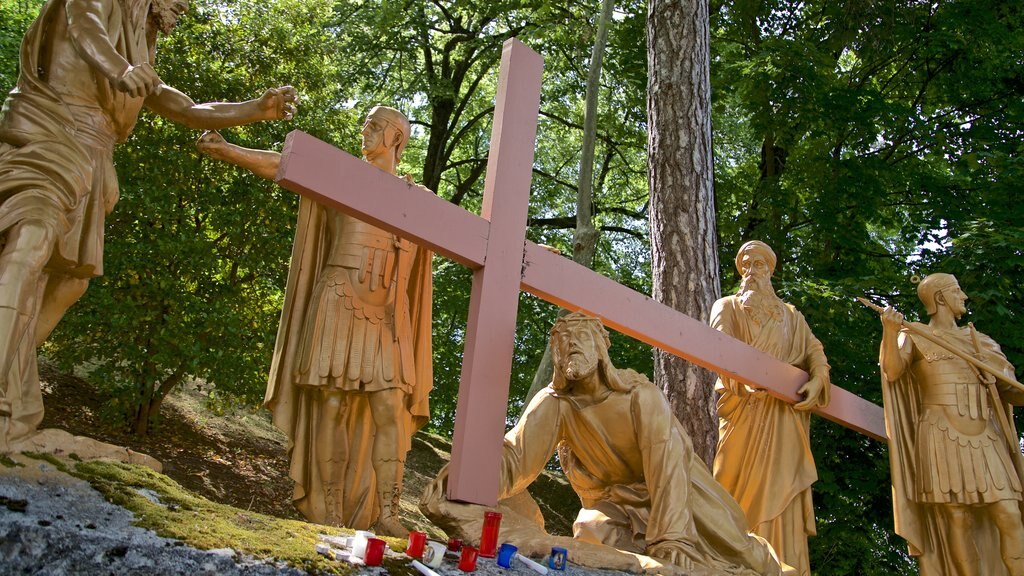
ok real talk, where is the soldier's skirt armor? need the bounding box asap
[293,213,412,394]
[912,336,1022,504]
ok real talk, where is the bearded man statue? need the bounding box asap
[709,240,831,576]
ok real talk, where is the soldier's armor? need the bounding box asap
[908,333,1022,504]
[293,211,414,393]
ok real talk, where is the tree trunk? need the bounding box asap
[523,0,615,408]
[132,360,156,436]
[131,363,186,436]
[133,392,151,436]
[646,0,720,467]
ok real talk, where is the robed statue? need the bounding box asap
[709,240,831,576]
[197,106,432,536]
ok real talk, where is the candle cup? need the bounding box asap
[422,541,447,568]
[447,537,463,555]
[406,530,428,559]
[364,538,387,566]
[496,543,518,568]
[458,545,479,572]
[548,546,568,570]
[352,530,374,559]
[479,511,502,558]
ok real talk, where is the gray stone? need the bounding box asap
[0,459,304,576]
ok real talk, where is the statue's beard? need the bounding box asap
[563,353,598,381]
[149,1,181,33]
[738,275,784,322]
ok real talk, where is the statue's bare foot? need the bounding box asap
[196,130,229,160]
[374,515,408,538]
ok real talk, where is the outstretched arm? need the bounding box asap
[197,131,281,181]
[497,390,561,499]
[147,85,297,130]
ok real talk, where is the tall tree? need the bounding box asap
[326,1,548,201]
[326,0,654,431]
[647,0,720,466]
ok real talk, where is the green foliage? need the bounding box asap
[0,453,25,468]
[0,0,44,89]
[3,0,653,436]
[322,0,653,434]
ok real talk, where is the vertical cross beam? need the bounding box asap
[447,41,544,504]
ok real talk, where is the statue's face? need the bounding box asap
[739,251,772,292]
[361,112,393,160]
[552,323,601,381]
[939,283,969,319]
[740,252,770,279]
[150,0,189,34]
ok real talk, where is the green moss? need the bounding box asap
[70,460,407,575]
[0,454,23,468]
[22,451,69,473]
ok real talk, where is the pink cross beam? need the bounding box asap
[275,39,887,506]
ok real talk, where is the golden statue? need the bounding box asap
[421,312,789,575]
[709,240,831,576]
[197,106,433,537]
[0,0,297,450]
[875,273,1024,575]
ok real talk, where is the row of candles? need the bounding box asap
[319,511,570,574]
[403,512,568,573]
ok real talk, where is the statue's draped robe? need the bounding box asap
[265,198,432,528]
[491,370,783,575]
[883,324,1024,576]
[710,295,830,576]
[0,0,151,442]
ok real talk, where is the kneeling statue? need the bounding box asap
[421,312,790,575]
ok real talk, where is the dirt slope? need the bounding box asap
[37,360,579,536]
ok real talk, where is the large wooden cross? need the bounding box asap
[275,39,887,506]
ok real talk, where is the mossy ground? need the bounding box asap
[66,457,411,575]
[22,451,68,472]
[1,453,24,468]
[27,360,583,573]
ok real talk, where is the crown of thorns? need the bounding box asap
[551,311,603,328]
[550,312,611,348]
